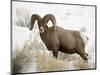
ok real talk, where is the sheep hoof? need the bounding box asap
[85,52,88,56]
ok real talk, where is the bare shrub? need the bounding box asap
[12,38,47,73]
[80,26,87,32]
[15,8,31,27]
[12,47,34,73]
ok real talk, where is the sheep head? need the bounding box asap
[29,14,56,33]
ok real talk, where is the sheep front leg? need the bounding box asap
[52,47,59,58]
[52,50,58,58]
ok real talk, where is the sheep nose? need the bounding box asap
[29,27,32,30]
[39,26,44,33]
[87,37,89,40]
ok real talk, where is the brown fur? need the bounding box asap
[29,14,88,61]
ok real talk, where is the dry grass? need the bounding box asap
[73,59,90,69]
[12,40,95,73]
[34,51,69,72]
[12,40,47,73]
[12,48,34,73]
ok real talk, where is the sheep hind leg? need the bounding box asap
[77,52,88,62]
[85,52,88,56]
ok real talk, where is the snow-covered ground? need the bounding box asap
[12,25,45,50]
[12,1,96,73]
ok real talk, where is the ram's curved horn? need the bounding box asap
[29,14,42,30]
[42,14,56,29]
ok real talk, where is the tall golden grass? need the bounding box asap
[34,51,69,72]
[12,40,94,73]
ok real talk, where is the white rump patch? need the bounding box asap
[80,32,88,46]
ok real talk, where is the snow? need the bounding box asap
[12,25,30,50]
[12,25,43,51]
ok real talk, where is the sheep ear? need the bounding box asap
[43,14,56,28]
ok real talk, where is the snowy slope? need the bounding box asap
[12,25,30,50]
[12,25,44,51]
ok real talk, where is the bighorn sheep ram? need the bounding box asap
[29,14,89,61]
